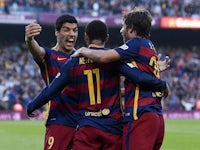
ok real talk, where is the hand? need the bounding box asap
[157,54,170,72]
[71,47,88,57]
[163,83,170,98]
[71,49,82,57]
[25,20,42,42]
[26,103,39,118]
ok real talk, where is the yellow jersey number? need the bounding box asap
[48,136,54,149]
[149,56,160,78]
[149,56,163,97]
[84,68,101,105]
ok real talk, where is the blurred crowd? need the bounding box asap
[0,42,200,112]
[0,0,199,17]
[0,42,45,111]
[158,46,200,111]
[0,0,199,112]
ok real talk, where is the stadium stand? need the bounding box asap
[0,0,200,114]
[0,42,45,111]
[0,0,199,17]
[0,43,200,111]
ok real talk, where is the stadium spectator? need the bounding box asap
[1,0,200,17]
[196,99,200,110]
[0,79,7,110]
[168,89,181,110]
[0,42,43,111]
[25,14,79,150]
[13,101,24,112]
[158,46,200,111]
[181,94,195,111]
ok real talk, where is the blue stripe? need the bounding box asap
[126,121,132,150]
[78,116,123,135]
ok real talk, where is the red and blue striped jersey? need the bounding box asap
[29,47,123,135]
[36,47,79,127]
[115,37,163,122]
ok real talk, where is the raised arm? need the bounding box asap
[25,21,45,62]
[72,47,170,71]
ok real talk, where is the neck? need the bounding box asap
[88,44,104,48]
[61,48,74,54]
[51,43,59,51]
[88,40,104,47]
[52,43,74,54]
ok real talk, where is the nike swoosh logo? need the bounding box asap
[57,57,67,61]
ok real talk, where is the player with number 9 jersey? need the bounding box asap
[25,14,79,150]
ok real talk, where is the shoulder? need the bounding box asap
[64,57,79,66]
[43,47,57,57]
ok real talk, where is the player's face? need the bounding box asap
[57,23,78,53]
[120,22,130,43]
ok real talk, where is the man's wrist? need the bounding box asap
[25,37,34,43]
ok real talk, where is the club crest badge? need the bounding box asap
[119,44,128,50]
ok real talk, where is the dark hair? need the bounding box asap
[124,7,152,38]
[55,14,78,31]
[85,20,108,42]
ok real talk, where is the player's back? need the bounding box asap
[68,52,123,135]
[115,37,163,121]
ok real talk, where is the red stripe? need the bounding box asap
[61,86,77,97]
[43,66,60,77]
[70,63,117,77]
[138,97,161,106]
[136,63,154,73]
[50,101,78,112]
[125,97,161,107]
[109,112,123,120]
[101,95,120,107]
[139,46,156,58]
[77,77,119,93]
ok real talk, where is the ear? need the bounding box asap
[129,27,134,33]
[105,34,109,43]
[55,30,59,37]
[84,33,89,42]
[129,27,136,36]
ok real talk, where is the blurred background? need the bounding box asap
[0,0,200,120]
[1,1,200,150]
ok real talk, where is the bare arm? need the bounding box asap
[72,47,171,69]
[25,21,45,62]
[71,47,121,63]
